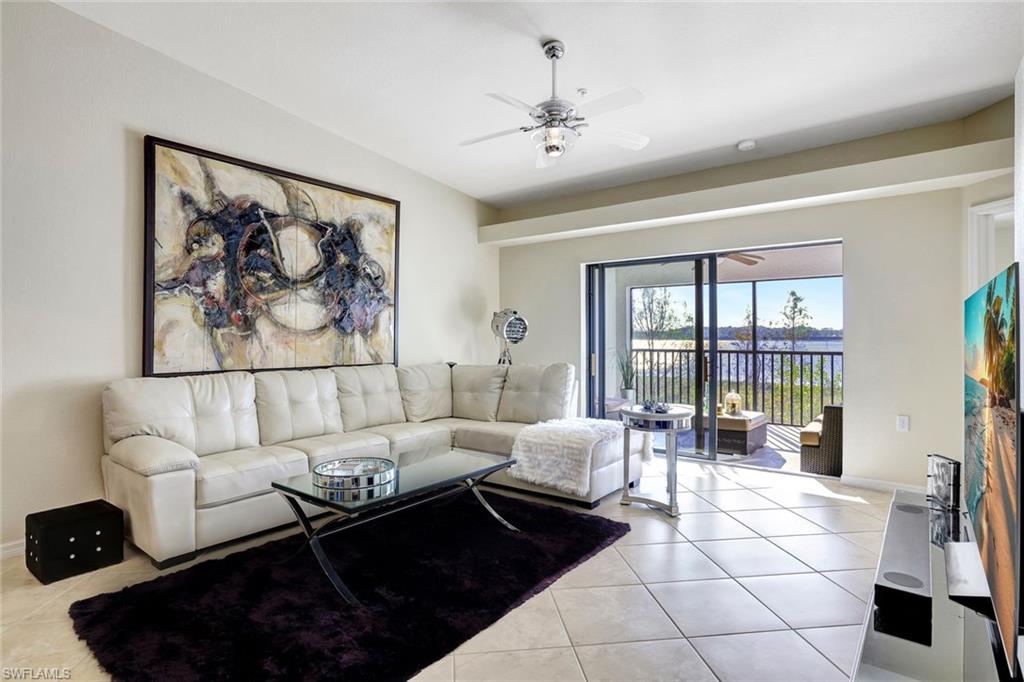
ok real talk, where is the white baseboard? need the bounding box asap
[841,474,925,494]
[1,538,25,559]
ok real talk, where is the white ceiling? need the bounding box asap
[718,244,842,283]
[62,2,1022,208]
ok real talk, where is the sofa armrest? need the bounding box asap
[109,435,199,476]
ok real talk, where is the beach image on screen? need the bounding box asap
[965,262,1019,668]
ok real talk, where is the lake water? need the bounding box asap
[717,340,844,352]
[639,339,843,353]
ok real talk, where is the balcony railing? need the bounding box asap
[631,348,843,427]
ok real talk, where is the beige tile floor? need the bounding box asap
[1,459,891,681]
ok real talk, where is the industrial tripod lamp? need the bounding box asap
[491,308,528,365]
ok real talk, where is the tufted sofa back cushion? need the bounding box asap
[103,377,196,453]
[396,363,453,422]
[333,365,407,431]
[496,363,576,424]
[254,369,343,445]
[451,365,508,422]
[182,373,260,455]
[103,372,259,456]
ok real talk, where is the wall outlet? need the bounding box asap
[897,415,910,432]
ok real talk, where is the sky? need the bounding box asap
[662,276,844,329]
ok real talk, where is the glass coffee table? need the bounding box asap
[272,446,518,605]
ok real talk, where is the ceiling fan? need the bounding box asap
[459,39,650,168]
[720,252,766,267]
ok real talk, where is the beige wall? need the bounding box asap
[961,174,1015,296]
[500,191,965,487]
[1017,58,1024,271]
[0,3,499,545]
[996,221,1015,272]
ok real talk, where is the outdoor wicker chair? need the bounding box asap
[800,405,843,476]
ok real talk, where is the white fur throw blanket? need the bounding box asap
[508,418,624,497]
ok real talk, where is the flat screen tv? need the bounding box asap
[965,262,1020,672]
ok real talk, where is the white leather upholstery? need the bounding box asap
[394,444,455,467]
[451,365,507,421]
[282,431,391,467]
[427,417,483,432]
[98,361,633,565]
[103,373,260,456]
[184,373,260,456]
[452,421,527,455]
[255,369,343,445]
[195,492,300,551]
[333,365,406,431]
[361,422,452,455]
[396,363,453,422]
[101,456,196,562]
[450,418,639,465]
[497,363,575,424]
[109,436,199,476]
[195,445,307,507]
[103,377,196,452]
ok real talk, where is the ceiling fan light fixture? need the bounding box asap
[544,127,566,157]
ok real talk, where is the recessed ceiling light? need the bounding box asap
[736,139,757,152]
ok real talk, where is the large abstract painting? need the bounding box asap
[144,137,399,376]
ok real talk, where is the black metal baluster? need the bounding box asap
[798,354,802,425]
[660,350,665,403]
[685,350,690,405]
[830,354,835,405]
[648,348,653,402]
[745,352,750,409]
[809,355,815,421]
[787,353,793,426]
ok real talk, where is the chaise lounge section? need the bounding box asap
[101,362,643,566]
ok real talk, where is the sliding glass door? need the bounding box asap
[586,255,718,460]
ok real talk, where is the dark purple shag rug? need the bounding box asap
[69,492,629,681]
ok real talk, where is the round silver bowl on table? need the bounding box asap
[312,457,397,503]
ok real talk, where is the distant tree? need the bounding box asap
[983,279,1013,406]
[734,306,754,351]
[632,287,683,348]
[780,290,812,351]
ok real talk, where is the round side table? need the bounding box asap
[619,405,695,517]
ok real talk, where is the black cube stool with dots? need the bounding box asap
[25,500,124,584]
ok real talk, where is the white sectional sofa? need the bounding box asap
[101,362,643,566]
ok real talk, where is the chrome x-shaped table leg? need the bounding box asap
[280,494,361,606]
[464,477,520,532]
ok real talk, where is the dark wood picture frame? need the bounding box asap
[143,136,400,377]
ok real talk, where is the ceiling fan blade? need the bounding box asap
[535,145,557,169]
[459,128,523,146]
[724,253,760,266]
[486,92,545,118]
[578,87,644,118]
[590,129,650,151]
